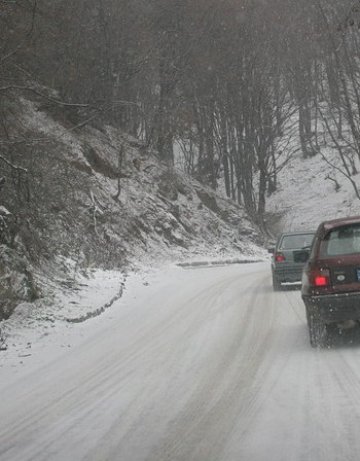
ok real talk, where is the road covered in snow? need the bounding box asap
[1,261,360,461]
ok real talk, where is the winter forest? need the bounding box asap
[4,3,360,459]
[1,0,360,319]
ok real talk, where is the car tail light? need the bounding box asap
[311,268,330,287]
[275,253,285,262]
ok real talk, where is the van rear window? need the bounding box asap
[320,224,360,256]
[279,234,314,250]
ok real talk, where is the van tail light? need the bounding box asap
[275,253,286,263]
[310,268,330,287]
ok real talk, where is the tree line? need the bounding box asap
[1,0,360,222]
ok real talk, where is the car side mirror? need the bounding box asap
[268,248,275,254]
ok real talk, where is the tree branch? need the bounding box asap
[0,154,28,173]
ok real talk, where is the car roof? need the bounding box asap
[321,215,360,231]
[279,231,315,237]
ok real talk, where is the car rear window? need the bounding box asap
[320,224,360,256]
[279,233,314,250]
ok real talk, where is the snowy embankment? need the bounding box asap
[266,147,360,232]
[0,92,268,363]
[1,93,267,323]
[0,92,267,363]
[0,266,124,360]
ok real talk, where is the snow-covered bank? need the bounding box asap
[0,267,125,368]
[267,148,360,232]
[0,93,266,321]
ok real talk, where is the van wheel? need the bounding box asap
[307,312,326,347]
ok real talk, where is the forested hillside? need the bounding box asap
[2,0,360,319]
[3,1,360,213]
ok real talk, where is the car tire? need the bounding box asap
[306,310,326,347]
[272,272,282,291]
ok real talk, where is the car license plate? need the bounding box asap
[356,268,360,281]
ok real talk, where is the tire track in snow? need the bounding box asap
[0,268,261,461]
[143,276,285,461]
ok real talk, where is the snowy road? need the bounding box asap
[2,261,360,461]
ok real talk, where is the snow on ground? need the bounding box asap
[5,121,355,374]
[3,261,360,461]
[0,266,125,370]
[0,255,266,381]
[9,94,265,269]
[0,264,152,381]
[3,103,360,459]
[267,147,360,233]
[0,93,268,369]
[6,102,360,383]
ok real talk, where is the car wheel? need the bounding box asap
[272,272,282,291]
[306,311,326,347]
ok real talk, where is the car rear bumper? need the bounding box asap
[303,291,360,322]
[273,266,303,283]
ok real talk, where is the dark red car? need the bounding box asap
[301,215,360,347]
